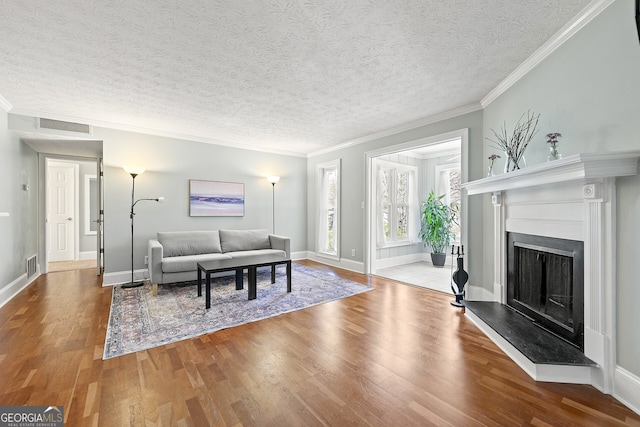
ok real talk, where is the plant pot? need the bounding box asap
[430,252,447,267]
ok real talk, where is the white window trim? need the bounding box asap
[316,159,341,260]
[434,162,462,245]
[434,163,460,206]
[374,159,419,249]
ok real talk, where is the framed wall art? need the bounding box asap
[189,179,245,217]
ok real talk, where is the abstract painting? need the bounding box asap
[189,180,244,216]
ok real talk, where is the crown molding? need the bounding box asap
[307,102,482,158]
[0,94,12,112]
[9,108,307,158]
[482,0,615,108]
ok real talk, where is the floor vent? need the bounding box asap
[26,255,37,277]
[38,118,92,135]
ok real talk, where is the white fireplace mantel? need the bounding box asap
[461,151,640,394]
[464,151,640,195]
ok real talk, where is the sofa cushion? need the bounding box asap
[225,249,287,265]
[162,253,231,273]
[158,231,222,257]
[219,229,271,253]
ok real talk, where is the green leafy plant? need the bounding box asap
[418,191,457,254]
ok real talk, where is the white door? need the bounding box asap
[48,162,77,262]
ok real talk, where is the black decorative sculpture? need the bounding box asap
[450,245,468,307]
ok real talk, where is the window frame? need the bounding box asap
[375,159,418,248]
[434,163,462,245]
[316,159,341,260]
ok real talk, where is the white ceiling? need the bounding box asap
[0,1,593,156]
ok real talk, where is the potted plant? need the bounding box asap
[419,191,456,267]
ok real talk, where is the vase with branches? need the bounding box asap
[487,110,540,172]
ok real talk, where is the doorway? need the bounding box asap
[45,157,103,274]
[365,129,468,293]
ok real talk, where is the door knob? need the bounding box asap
[66,217,73,221]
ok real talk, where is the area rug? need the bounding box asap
[103,264,372,359]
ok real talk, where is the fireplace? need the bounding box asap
[462,152,640,391]
[507,232,584,349]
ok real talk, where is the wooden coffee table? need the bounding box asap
[197,259,292,309]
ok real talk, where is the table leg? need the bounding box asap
[235,268,243,290]
[286,260,292,293]
[197,266,202,297]
[248,266,257,300]
[206,271,211,309]
[271,264,276,283]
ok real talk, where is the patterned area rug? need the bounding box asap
[103,264,372,359]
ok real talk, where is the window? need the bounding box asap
[435,164,461,244]
[375,160,418,247]
[316,159,341,259]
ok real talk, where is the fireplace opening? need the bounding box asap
[507,232,584,350]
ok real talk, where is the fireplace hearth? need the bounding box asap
[507,232,584,349]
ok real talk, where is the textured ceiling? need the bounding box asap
[0,1,593,156]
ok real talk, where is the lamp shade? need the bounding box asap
[267,176,280,184]
[123,166,146,176]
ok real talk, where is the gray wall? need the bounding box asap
[93,127,307,280]
[482,0,640,375]
[0,110,38,291]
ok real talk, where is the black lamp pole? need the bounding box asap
[271,181,276,233]
[267,176,279,234]
[122,170,162,288]
[123,172,142,288]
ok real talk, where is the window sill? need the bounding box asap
[377,240,421,250]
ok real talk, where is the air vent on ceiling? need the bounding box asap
[38,118,92,135]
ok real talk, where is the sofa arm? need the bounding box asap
[269,234,291,259]
[148,239,164,286]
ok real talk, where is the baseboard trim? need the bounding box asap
[375,253,428,270]
[102,268,150,287]
[614,367,640,416]
[0,269,40,309]
[305,252,365,273]
[464,284,494,301]
[79,251,97,260]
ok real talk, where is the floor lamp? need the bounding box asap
[267,176,280,234]
[122,166,164,288]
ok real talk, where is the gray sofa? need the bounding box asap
[148,229,290,295]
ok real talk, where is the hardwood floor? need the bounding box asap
[1,260,638,426]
